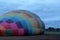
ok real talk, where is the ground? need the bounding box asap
[0,31,60,40]
[45,31,60,34]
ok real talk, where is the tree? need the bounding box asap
[56,28,60,32]
[48,27,55,32]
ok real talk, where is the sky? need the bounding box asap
[0,0,60,28]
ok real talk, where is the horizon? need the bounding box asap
[0,0,60,28]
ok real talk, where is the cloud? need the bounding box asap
[0,0,60,28]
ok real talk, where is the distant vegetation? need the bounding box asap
[45,27,60,32]
[45,27,60,34]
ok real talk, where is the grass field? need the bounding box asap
[0,34,60,40]
[45,31,60,34]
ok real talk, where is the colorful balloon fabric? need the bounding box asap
[0,10,45,36]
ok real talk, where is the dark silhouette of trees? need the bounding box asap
[48,27,55,32]
[45,27,60,32]
[56,28,60,32]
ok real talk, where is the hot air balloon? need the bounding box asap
[0,10,45,36]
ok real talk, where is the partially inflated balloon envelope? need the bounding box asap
[0,10,45,36]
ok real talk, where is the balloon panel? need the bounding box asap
[0,10,45,36]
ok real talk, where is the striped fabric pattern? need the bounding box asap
[0,10,45,36]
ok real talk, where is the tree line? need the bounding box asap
[46,27,60,32]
